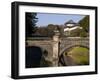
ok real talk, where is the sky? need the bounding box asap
[36,13,85,27]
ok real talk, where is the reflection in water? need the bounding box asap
[59,46,89,66]
[26,46,42,68]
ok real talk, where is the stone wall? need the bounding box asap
[26,36,89,67]
[60,37,89,55]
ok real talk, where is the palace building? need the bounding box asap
[64,20,82,36]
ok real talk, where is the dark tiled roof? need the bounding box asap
[65,20,77,25]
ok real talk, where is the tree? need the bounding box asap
[79,30,87,37]
[70,28,82,37]
[35,27,48,36]
[26,13,38,37]
[79,15,89,33]
[47,24,55,37]
[47,24,65,37]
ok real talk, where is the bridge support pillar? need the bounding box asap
[52,30,60,66]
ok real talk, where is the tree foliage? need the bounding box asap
[47,24,55,37]
[26,13,38,37]
[47,24,64,37]
[69,15,89,37]
[70,28,82,37]
[34,27,48,36]
[33,24,64,37]
[79,15,89,33]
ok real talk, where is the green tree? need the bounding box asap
[79,30,87,37]
[79,15,89,33]
[35,27,48,36]
[47,24,55,37]
[70,28,82,37]
[47,24,64,37]
[57,25,64,36]
[26,13,38,37]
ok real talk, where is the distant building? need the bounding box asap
[64,20,82,36]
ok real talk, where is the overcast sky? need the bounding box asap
[36,13,85,26]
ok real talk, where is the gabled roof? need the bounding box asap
[64,20,77,25]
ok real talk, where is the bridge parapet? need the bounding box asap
[59,37,89,55]
[26,36,89,67]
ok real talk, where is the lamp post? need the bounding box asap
[52,26,60,66]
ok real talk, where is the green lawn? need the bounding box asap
[64,46,89,65]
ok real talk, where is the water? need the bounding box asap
[25,46,42,68]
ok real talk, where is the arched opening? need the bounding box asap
[59,46,89,66]
[25,46,42,68]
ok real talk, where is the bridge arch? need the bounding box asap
[26,46,43,68]
[59,45,89,66]
[59,44,89,56]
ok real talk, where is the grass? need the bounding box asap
[64,46,89,65]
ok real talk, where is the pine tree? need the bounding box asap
[26,13,38,37]
[79,15,89,33]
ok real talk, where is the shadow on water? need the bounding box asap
[25,46,42,68]
[59,54,77,66]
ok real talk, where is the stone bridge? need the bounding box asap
[26,36,89,67]
[59,37,89,55]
